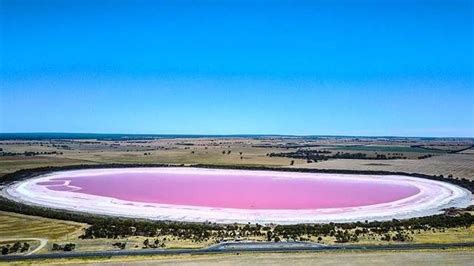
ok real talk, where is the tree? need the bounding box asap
[266,231,273,241]
[10,242,21,253]
[381,234,391,241]
[1,246,8,255]
[63,243,75,251]
[21,242,30,253]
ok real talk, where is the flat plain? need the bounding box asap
[0,135,473,262]
[1,137,473,180]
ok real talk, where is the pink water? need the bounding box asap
[41,172,420,209]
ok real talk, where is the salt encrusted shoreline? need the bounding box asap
[3,168,472,224]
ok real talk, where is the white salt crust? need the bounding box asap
[3,168,472,224]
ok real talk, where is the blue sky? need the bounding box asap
[1,0,473,137]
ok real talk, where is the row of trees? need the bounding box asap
[1,242,30,255]
[0,151,63,157]
[52,243,76,252]
[142,238,166,248]
[268,149,412,162]
[418,154,433,159]
[76,213,472,244]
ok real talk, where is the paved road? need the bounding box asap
[205,241,328,251]
[0,241,473,262]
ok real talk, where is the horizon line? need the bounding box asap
[0,132,473,140]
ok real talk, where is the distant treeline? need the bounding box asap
[252,144,321,149]
[268,150,409,162]
[0,151,63,157]
[411,145,474,154]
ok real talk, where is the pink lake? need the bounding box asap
[40,171,420,210]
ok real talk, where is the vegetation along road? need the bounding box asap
[0,241,473,262]
[0,238,48,256]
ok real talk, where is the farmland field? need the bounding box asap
[1,136,473,179]
[331,145,447,153]
[297,153,474,181]
[0,211,86,241]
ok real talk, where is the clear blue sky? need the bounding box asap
[1,0,473,137]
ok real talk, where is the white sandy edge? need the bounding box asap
[2,167,472,225]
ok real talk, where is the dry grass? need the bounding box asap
[68,235,214,253]
[5,249,474,265]
[0,138,305,176]
[0,211,86,241]
[2,138,473,179]
[460,148,474,154]
[295,153,474,180]
[0,156,96,176]
[412,226,474,244]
